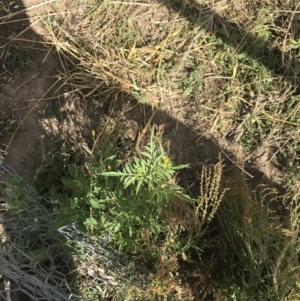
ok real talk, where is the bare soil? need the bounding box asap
[0,0,283,188]
[0,52,59,178]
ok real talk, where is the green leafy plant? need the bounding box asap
[50,127,192,253]
[1,176,40,233]
[0,174,66,265]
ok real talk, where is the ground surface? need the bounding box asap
[1,1,299,301]
[0,0,283,186]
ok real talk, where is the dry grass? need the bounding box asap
[214,170,300,300]
[42,0,183,104]
[1,0,300,300]
[39,0,300,180]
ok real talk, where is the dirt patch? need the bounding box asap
[0,52,59,178]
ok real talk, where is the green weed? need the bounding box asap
[49,127,191,255]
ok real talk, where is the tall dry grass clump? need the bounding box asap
[214,171,300,300]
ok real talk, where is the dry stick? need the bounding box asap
[134,107,157,152]
[0,0,57,22]
[24,94,67,102]
[2,11,65,26]
[0,18,44,51]
[10,73,40,95]
[5,18,43,45]
[110,2,154,6]
[210,136,254,178]
[116,107,158,168]
[91,113,114,154]
[264,137,290,166]
[7,78,61,150]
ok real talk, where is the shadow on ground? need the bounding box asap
[0,1,77,301]
[158,0,300,87]
[0,0,60,178]
[0,0,292,300]
[1,0,290,185]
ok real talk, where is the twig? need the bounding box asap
[134,107,157,152]
[10,73,39,95]
[210,136,254,178]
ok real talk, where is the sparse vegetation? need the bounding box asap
[0,0,300,300]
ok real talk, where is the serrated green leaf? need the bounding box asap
[124,177,135,189]
[144,145,152,154]
[161,170,173,178]
[140,151,152,159]
[153,156,162,166]
[172,164,190,170]
[136,181,142,194]
[125,164,132,174]
[129,226,133,237]
[140,160,146,170]
[107,155,117,161]
[123,177,129,187]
